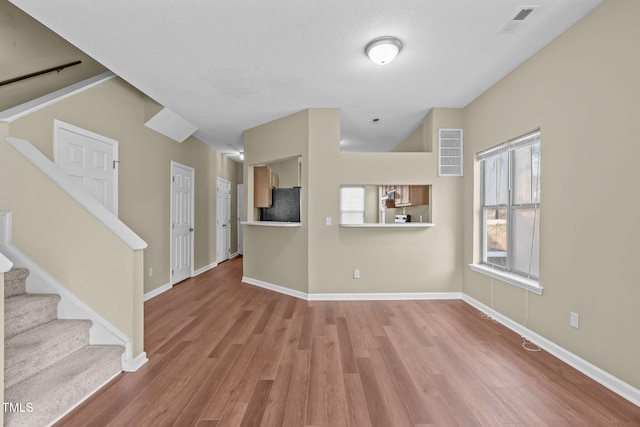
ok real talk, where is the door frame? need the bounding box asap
[53,119,119,215]
[170,161,195,285]
[237,183,244,255]
[216,177,231,263]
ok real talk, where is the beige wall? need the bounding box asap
[243,110,310,293]
[243,108,464,295]
[462,0,640,388]
[5,78,238,293]
[0,2,107,111]
[308,109,463,294]
[0,131,144,356]
[269,156,300,188]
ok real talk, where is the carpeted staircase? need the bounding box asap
[4,268,124,427]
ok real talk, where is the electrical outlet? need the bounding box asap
[353,269,360,279]
[570,312,579,329]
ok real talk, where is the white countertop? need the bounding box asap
[241,221,302,227]
[339,222,434,228]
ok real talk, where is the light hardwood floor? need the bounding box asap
[55,257,640,426]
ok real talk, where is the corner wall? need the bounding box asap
[243,110,310,293]
[462,0,640,389]
[242,108,465,296]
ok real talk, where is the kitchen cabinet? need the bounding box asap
[394,185,429,207]
[254,166,279,208]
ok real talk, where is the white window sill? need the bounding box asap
[468,264,543,295]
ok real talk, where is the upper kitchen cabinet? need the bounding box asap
[254,165,279,208]
[381,185,429,208]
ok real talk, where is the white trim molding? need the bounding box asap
[0,72,116,123]
[462,293,640,408]
[6,137,147,250]
[124,351,148,372]
[241,272,640,407]
[308,292,461,301]
[242,276,308,300]
[242,276,461,302]
[1,211,146,372]
[143,282,173,302]
[0,252,12,273]
[0,210,12,246]
[469,263,543,295]
[0,238,138,370]
[194,262,217,277]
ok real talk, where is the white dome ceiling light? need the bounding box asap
[365,36,402,65]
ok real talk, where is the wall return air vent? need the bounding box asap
[438,128,463,177]
[498,6,539,33]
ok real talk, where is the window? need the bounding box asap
[478,131,540,279]
[340,186,365,224]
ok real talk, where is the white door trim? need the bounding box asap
[170,161,195,285]
[53,119,119,216]
[237,184,244,255]
[216,177,231,263]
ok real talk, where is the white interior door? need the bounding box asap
[216,178,231,263]
[237,184,244,255]
[171,162,194,284]
[54,120,118,215]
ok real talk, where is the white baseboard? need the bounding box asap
[461,294,640,408]
[145,259,224,302]
[308,292,462,301]
[242,276,461,302]
[124,351,148,372]
[241,275,640,407]
[1,242,133,351]
[230,251,239,259]
[0,211,146,371]
[143,282,172,301]
[242,276,309,300]
[193,261,217,277]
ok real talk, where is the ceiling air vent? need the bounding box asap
[498,6,539,33]
[513,8,535,21]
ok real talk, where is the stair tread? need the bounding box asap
[5,345,123,427]
[5,319,92,367]
[5,293,61,339]
[5,267,29,281]
[5,293,61,311]
[4,268,29,298]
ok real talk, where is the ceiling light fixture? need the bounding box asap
[365,36,402,65]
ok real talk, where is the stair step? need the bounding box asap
[5,319,93,389]
[5,293,60,338]
[4,268,29,298]
[5,345,124,427]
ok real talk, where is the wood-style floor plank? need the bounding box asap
[53,257,640,427]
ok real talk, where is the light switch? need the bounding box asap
[326,216,332,225]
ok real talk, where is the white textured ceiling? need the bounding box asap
[10,0,602,157]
